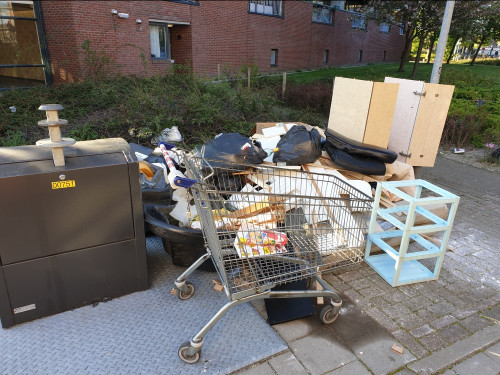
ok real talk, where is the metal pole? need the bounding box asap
[430,0,455,83]
[282,72,286,99]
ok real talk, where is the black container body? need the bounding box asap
[0,138,148,328]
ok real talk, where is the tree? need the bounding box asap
[363,1,444,74]
[467,3,500,65]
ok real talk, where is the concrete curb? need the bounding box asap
[407,324,500,374]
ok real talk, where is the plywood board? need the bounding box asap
[363,82,399,148]
[328,77,373,142]
[408,83,455,167]
[385,77,425,163]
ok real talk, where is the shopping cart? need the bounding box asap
[168,147,373,364]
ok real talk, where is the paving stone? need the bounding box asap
[410,324,434,338]
[382,290,409,304]
[349,278,374,291]
[430,315,457,330]
[437,324,470,345]
[393,369,417,375]
[416,308,441,322]
[236,362,276,375]
[483,305,500,321]
[396,314,426,331]
[358,285,385,299]
[323,275,350,293]
[338,270,365,283]
[268,351,308,375]
[452,352,499,375]
[427,301,455,317]
[325,360,371,375]
[343,289,371,309]
[418,332,447,352]
[365,307,400,333]
[289,329,356,375]
[404,296,433,312]
[398,285,421,298]
[272,316,323,343]
[392,330,429,359]
[484,342,500,365]
[454,308,477,320]
[379,303,412,320]
[459,314,492,333]
[408,320,500,374]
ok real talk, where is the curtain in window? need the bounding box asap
[150,26,160,58]
[272,0,281,16]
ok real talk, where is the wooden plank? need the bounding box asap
[385,77,425,163]
[328,77,373,141]
[407,83,455,167]
[363,82,399,148]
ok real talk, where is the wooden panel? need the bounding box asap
[328,77,373,142]
[363,82,399,148]
[408,83,455,167]
[385,77,425,163]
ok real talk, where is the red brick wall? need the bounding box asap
[41,1,405,83]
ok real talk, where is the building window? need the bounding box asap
[150,24,170,59]
[351,15,366,30]
[271,49,278,67]
[379,22,390,33]
[399,23,405,35]
[324,50,329,64]
[249,1,282,17]
[383,50,386,61]
[358,50,363,62]
[312,1,333,24]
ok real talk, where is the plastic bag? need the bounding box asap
[197,133,267,168]
[273,125,322,165]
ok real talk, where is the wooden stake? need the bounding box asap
[217,63,221,81]
[247,66,251,88]
[282,71,287,99]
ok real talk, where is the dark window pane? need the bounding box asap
[0,1,35,18]
[0,66,45,89]
[0,18,42,65]
[159,26,166,58]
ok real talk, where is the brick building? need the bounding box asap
[1,0,405,88]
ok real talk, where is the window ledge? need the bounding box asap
[312,21,334,26]
[166,0,200,6]
[152,58,174,64]
[248,11,284,19]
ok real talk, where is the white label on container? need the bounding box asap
[13,304,36,314]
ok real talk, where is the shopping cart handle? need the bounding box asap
[158,141,176,150]
[174,176,197,188]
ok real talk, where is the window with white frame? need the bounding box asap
[150,24,170,59]
[312,1,333,24]
[351,15,366,30]
[379,22,390,33]
[249,0,282,16]
[271,49,278,66]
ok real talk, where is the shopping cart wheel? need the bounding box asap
[319,304,340,325]
[177,282,195,300]
[178,341,201,364]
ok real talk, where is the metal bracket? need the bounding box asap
[413,91,426,97]
[399,151,412,158]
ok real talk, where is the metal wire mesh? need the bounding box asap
[182,154,373,300]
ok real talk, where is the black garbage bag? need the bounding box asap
[197,133,267,168]
[323,142,386,176]
[325,130,397,164]
[273,126,322,165]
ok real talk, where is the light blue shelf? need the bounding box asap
[365,253,436,286]
[365,179,460,287]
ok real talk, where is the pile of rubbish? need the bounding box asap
[135,123,450,262]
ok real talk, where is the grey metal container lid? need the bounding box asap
[0,138,133,165]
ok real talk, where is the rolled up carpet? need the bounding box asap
[323,142,386,176]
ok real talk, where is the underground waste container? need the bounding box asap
[144,204,215,272]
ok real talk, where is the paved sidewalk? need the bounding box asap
[232,156,500,375]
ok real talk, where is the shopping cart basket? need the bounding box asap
[168,147,373,364]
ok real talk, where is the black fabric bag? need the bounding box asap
[325,130,397,164]
[323,142,386,176]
